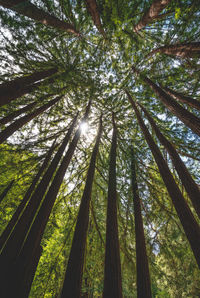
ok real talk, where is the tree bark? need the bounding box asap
[0,139,56,251]
[103,113,122,298]
[131,147,152,298]
[0,101,37,125]
[0,95,62,144]
[0,112,78,270]
[132,67,200,137]
[138,102,200,218]
[0,0,79,36]
[0,67,57,107]
[148,42,200,58]
[85,0,106,38]
[133,0,171,32]
[126,90,200,269]
[61,115,102,298]
[0,180,14,204]
[3,102,91,298]
[160,85,200,111]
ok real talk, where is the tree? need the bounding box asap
[131,147,152,298]
[0,1,200,297]
[103,113,122,298]
[126,90,200,269]
[133,0,171,33]
[147,42,200,58]
[132,67,200,137]
[0,0,79,35]
[0,67,57,107]
[61,114,102,297]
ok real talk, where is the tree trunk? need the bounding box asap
[0,112,79,271]
[0,180,14,204]
[133,0,171,32]
[0,101,37,125]
[132,68,200,137]
[0,95,62,144]
[0,139,56,251]
[160,85,200,111]
[61,115,102,298]
[103,113,122,298]
[131,147,152,298]
[148,42,200,58]
[126,90,200,269]
[85,0,106,38]
[0,0,79,36]
[0,67,57,107]
[138,102,200,218]
[3,102,91,298]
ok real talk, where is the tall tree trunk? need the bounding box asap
[0,113,79,270]
[3,102,91,298]
[0,67,57,107]
[126,90,200,269]
[0,101,37,125]
[133,0,171,32]
[160,85,200,111]
[138,102,200,218]
[0,180,14,204]
[21,245,43,298]
[61,115,102,298]
[0,0,79,36]
[0,139,56,251]
[0,95,62,144]
[132,67,200,137]
[85,0,106,38]
[131,147,152,298]
[103,113,122,298]
[148,42,200,58]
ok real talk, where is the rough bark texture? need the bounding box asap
[126,90,200,269]
[133,0,171,32]
[0,95,61,144]
[0,67,57,107]
[0,113,78,268]
[0,180,14,204]
[160,85,200,111]
[0,0,79,35]
[148,42,200,58]
[0,140,56,251]
[132,68,200,137]
[103,113,122,298]
[61,115,102,298]
[131,147,152,298]
[0,102,91,297]
[85,0,106,38]
[138,102,200,218]
[0,101,37,125]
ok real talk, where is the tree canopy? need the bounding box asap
[0,0,200,297]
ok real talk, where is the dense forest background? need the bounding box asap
[0,0,200,297]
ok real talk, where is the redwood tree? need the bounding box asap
[0,101,37,125]
[138,102,200,218]
[0,67,57,107]
[132,67,200,137]
[0,95,62,144]
[0,102,91,297]
[131,147,152,298]
[126,90,200,269]
[133,0,171,32]
[147,42,200,58]
[0,0,79,35]
[0,139,56,250]
[61,114,102,297]
[103,113,122,298]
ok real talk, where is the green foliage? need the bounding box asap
[0,0,200,297]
